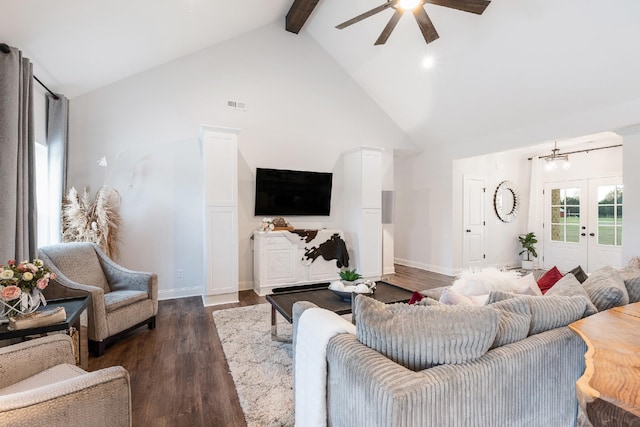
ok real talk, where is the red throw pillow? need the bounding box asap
[537,266,563,294]
[408,291,424,305]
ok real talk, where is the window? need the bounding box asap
[35,142,50,247]
[550,188,580,243]
[597,185,623,246]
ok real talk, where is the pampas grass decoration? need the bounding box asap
[62,186,121,259]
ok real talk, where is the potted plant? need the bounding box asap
[339,268,362,286]
[518,232,538,270]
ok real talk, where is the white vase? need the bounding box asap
[0,290,44,323]
[521,260,534,270]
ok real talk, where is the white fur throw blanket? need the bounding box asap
[294,308,356,427]
[446,267,539,306]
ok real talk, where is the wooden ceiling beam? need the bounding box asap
[286,0,321,34]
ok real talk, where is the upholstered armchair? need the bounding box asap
[39,242,158,356]
[0,335,131,426]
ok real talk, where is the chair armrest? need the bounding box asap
[44,272,108,342]
[0,336,76,388]
[0,366,131,427]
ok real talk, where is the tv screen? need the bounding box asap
[254,168,332,216]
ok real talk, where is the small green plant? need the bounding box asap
[339,269,362,282]
[518,232,538,261]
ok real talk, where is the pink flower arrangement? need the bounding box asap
[0,259,56,301]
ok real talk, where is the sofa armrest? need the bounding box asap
[0,366,131,427]
[0,336,76,388]
[325,328,587,427]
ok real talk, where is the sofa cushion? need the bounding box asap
[420,287,446,301]
[439,287,474,306]
[567,265,589,283]
[545,274,598,316]
[354,295,499,371]
[537,266,563,294]
[488,298,531,348]
[487,290,590,335]
[104,290,149,313]
[617,259,640,303]
[0,363,86,396]
[518,273,543,296]
[582,266,629,311]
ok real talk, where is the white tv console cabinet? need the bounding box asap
[252,230,344,296]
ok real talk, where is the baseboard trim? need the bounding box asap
[394,258,457,277]
[239,280,253,292]
[158,286,201,301]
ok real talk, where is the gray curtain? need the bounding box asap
[46,94,69,244]
[0,45,37,262]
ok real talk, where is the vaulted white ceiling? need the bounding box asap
[2,0,640,148]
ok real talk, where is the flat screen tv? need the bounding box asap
[254,168,332,216]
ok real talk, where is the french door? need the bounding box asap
[543,177,622,272]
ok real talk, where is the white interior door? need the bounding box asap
[543,178,623,272]
[588,177,623,270]
[543,181,588,271]
[463,176,486,269]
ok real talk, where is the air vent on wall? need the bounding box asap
[227,100,247,111]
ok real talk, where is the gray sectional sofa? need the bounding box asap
[292,261,640,426]
[293,298,588,427]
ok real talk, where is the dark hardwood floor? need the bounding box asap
[88,264,453,426]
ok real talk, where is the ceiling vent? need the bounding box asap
[227,100,247,111]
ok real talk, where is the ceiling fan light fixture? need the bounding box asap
[397,0,422,12]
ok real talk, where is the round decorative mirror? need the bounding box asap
[494,181,520,223]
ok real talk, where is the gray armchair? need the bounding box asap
[0,335,131,426]
[39,242,158,356]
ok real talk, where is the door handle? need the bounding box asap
[581,233,586,237]
[589,233,595,237]
[466,229,471,233]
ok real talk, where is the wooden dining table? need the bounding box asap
[569,302,640,427]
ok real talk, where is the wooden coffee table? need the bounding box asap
[266,281,413,341]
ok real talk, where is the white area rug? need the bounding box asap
[213,303,294,427]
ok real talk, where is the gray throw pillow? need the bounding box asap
[354,295,499,371]
[545,274,597,316]
[488,298,531,349]
[623,276,640,303]
[567,265,589,283]
[487,290,590,335]
[582,266,629,311]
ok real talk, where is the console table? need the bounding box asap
[569,302,640,426]
[253,229,345,296]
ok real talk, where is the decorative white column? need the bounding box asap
[342,146,383,280]
[200,125,240,306]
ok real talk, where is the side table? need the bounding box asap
[0,296,91,369]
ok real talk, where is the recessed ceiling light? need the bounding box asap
[422,55,436,69]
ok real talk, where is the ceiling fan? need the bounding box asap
[335,0,491,45]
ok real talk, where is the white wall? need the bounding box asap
[67,22,414,299]
[452,149,532,271]
[394,97,640,275]
[620,127,640,262]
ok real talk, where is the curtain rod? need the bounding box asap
[527,143,623,161]
[0,43,60,100]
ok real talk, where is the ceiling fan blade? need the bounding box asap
[424,0,490,15]
[414,7,439,44]
[374,9,403,45]
[336,1,395,29]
